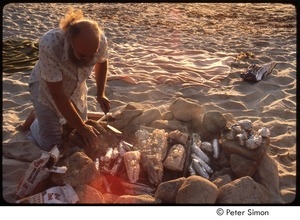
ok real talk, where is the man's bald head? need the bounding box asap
[60,7,102,66]
[68,20,101,55]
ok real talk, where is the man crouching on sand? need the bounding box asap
[24,7,110,152]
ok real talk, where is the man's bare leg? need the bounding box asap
[16,109,36,132]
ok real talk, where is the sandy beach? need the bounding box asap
[2,3,297,204]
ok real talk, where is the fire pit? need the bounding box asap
[15,98,280,204]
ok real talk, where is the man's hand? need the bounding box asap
[76,124,100,149]
[96,95,110,114]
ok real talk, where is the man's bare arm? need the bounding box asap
[95,60,110,113]
[95,60,108,97]
[46,81,99,148]
[46,81,85,130]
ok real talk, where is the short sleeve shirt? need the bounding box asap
[29,28,108,118]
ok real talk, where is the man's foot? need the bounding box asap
[16,124,29,132]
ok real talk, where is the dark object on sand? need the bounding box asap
[240,62,277,82]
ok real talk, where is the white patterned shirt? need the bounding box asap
[29,28,108,118]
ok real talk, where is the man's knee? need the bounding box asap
[30,118,63,151]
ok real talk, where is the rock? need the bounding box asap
[221,137,269,161]
[127,108,161,133]
[211,167,235,181]
[167,130,189,146]
[51,152,100,188]
[161,111,174,120]
[238,119,253,131]
[217,176,270,203]
[258,127,271,138]
[170,97,203,122]
[152,119,189,133]
[222,129,236,140]
[252,154,284,203]
[141,153,163,186]
[123,151,141,183]
[176,175,218,204]
[114,194,161,204]
[134,128,151,146]
[155,177,186,203]
[230,153,258,177]
[75,184,105,204]
[163,144,186,171]
[202,111,227,134]
[245,135,262,150]
[151,120,171,131]
[110,103,144,129]
[144,129,169,160]
[212,174,232,188]
[102,193,120,204]
[88,175,105,192]
[121,181,156,195]
[137,129,169,185]
[280,189,296,204]
[217,151,231,167]
[189,114,203,132]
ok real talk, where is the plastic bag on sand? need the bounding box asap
[15,145,64,199]
[16,183,79,204]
